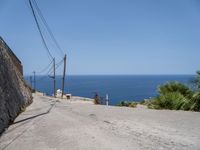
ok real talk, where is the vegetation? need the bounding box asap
[146,71,200,111]
[93,93,100,104]
[190,92,200,111]
[147,92,190,110]
[158,81,193,98]
[19,105,26,113]
[191,71,200,90]
[117,101,138,108]
[32,89,36,93]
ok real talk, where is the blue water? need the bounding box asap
[25,75,195,105]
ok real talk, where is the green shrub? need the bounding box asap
[190,92,200,111]
[158,82,193,98]
[32,89,36,93]
[117,101,138,108]
[191,71,200,91]
[117,101,130,107]
[129,102,138,108]
[145,72,200,112]
[148,92,188,110]
[180,100,193,111]
[139,100,145,104]
[93,93,100,104]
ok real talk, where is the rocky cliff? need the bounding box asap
[0,37,32,134]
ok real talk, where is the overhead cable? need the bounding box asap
[29,0,53,60]
[32,0,65,57]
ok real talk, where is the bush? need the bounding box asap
[32,89,36,93]
[191,71,200,90]
[117,101,130,107]
[148,92,189,110]
[146,82,195,111]
[190,92,200,111]
[129,102,138,108]
[139,100,145,104]
[117,101,138,108]
[93,93,100,104]
[145,72,200,112]
[158,82,193,98]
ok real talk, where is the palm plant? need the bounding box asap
[191,71,200,91]
[190,92,200,111]
[158,81,193,98]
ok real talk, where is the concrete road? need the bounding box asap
[0,94,200,150]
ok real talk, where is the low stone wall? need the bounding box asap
[0,38,32,134]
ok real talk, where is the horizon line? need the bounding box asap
[24,74,196,76]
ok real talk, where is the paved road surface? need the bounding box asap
[0,94,200,150]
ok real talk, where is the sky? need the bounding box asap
[0,0,200,75]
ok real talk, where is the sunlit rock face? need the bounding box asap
[0,37,32,134]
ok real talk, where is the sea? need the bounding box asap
[25,75,195,105]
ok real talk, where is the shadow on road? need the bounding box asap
[12,102,56,125]
[0,101,57,150]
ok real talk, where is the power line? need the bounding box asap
[28,0,67,97]
[36,59,53,74]
[24,0,33,14]
[32,0,65,57]
[35,75,48,83]
[29,0,53,60]
[56,58,64,67]
[35,64,54,83]
[55,63,62,71]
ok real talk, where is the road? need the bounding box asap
[0,93,200,150]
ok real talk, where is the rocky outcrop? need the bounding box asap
[0,37,32,134]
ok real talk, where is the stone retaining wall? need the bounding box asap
[0,37,32,134]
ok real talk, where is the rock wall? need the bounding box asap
[0,38,32,134]
[0,37,23,75]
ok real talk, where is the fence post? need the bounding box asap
[106,94,109,106]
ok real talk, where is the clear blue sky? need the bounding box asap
[0,0,200,75]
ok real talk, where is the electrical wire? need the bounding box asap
[29,0,53,60]
[56,58,64,67]
[36,59,53,74]
[27,0,67,84]
[36,65,54,82]
[32,0,65,57]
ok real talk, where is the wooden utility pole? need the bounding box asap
[33,71,36,91]
[53,58,56,97]
[61,54,67,98]
[30,76,33,87]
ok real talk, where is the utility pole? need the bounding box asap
[30,76,33,87]
[33,71,36,91]
[53,58,56,97]
[61,54,67,98]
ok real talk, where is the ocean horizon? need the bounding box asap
[25,75,195,105]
